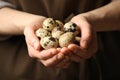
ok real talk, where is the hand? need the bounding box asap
[37,48,71,68]
[24,16,46,51]
[24,16,71,68]
[68,14,98,62]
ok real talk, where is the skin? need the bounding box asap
[68,0,120,62]
[0,0,120,68]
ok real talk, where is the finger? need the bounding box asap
[71,16,92,50]
[24,26,41,50]
[56,56,71,68]
[26,43,59,60]
[26,41,40,58]
[68,44,83,62]
[57,48,61,51]
[60,47,72,55]
[40,52,65,67]
[68,44,95,59]
[79,21,92,50]
[68,44,84,56]
[69,54,82,63]
[38,48,59,60]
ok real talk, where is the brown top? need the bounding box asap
[1,0,120,80]
[3,0,110,20]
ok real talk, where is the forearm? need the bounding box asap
[82,0,120,32]
[0,7,42,35]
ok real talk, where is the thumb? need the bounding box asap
[79,21,92,50]
[71,16,92,50]
[24,26,40,50]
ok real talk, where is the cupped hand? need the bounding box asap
[24,16,71,68]
[38,48,71,68]
[24,16,46,51]
[68,14,98,62]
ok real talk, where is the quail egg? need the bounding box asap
[35,28,51,39]
[52,26,64,39]
[40,36,59,49]
[55,20,64,27]
[59,32,75,47]
[64,22,79,35]
[43,18,56,31]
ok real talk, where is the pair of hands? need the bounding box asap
[24,14,98,68]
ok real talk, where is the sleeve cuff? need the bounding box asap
[0,0,16,9]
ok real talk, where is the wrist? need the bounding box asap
[0,7,46,35]
[13,12,45,34]
[81,1,120,32]
[18,15,45,34]
[80,13,101,32]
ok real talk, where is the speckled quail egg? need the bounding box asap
[59,32,75,47]
[52,26,64,39]
[55,20,64,27]
[64,22,79,35]
[35,28,51,39]
[43,18,56,31]
[40,36,59,49]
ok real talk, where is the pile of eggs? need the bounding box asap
[35,18,80,49]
